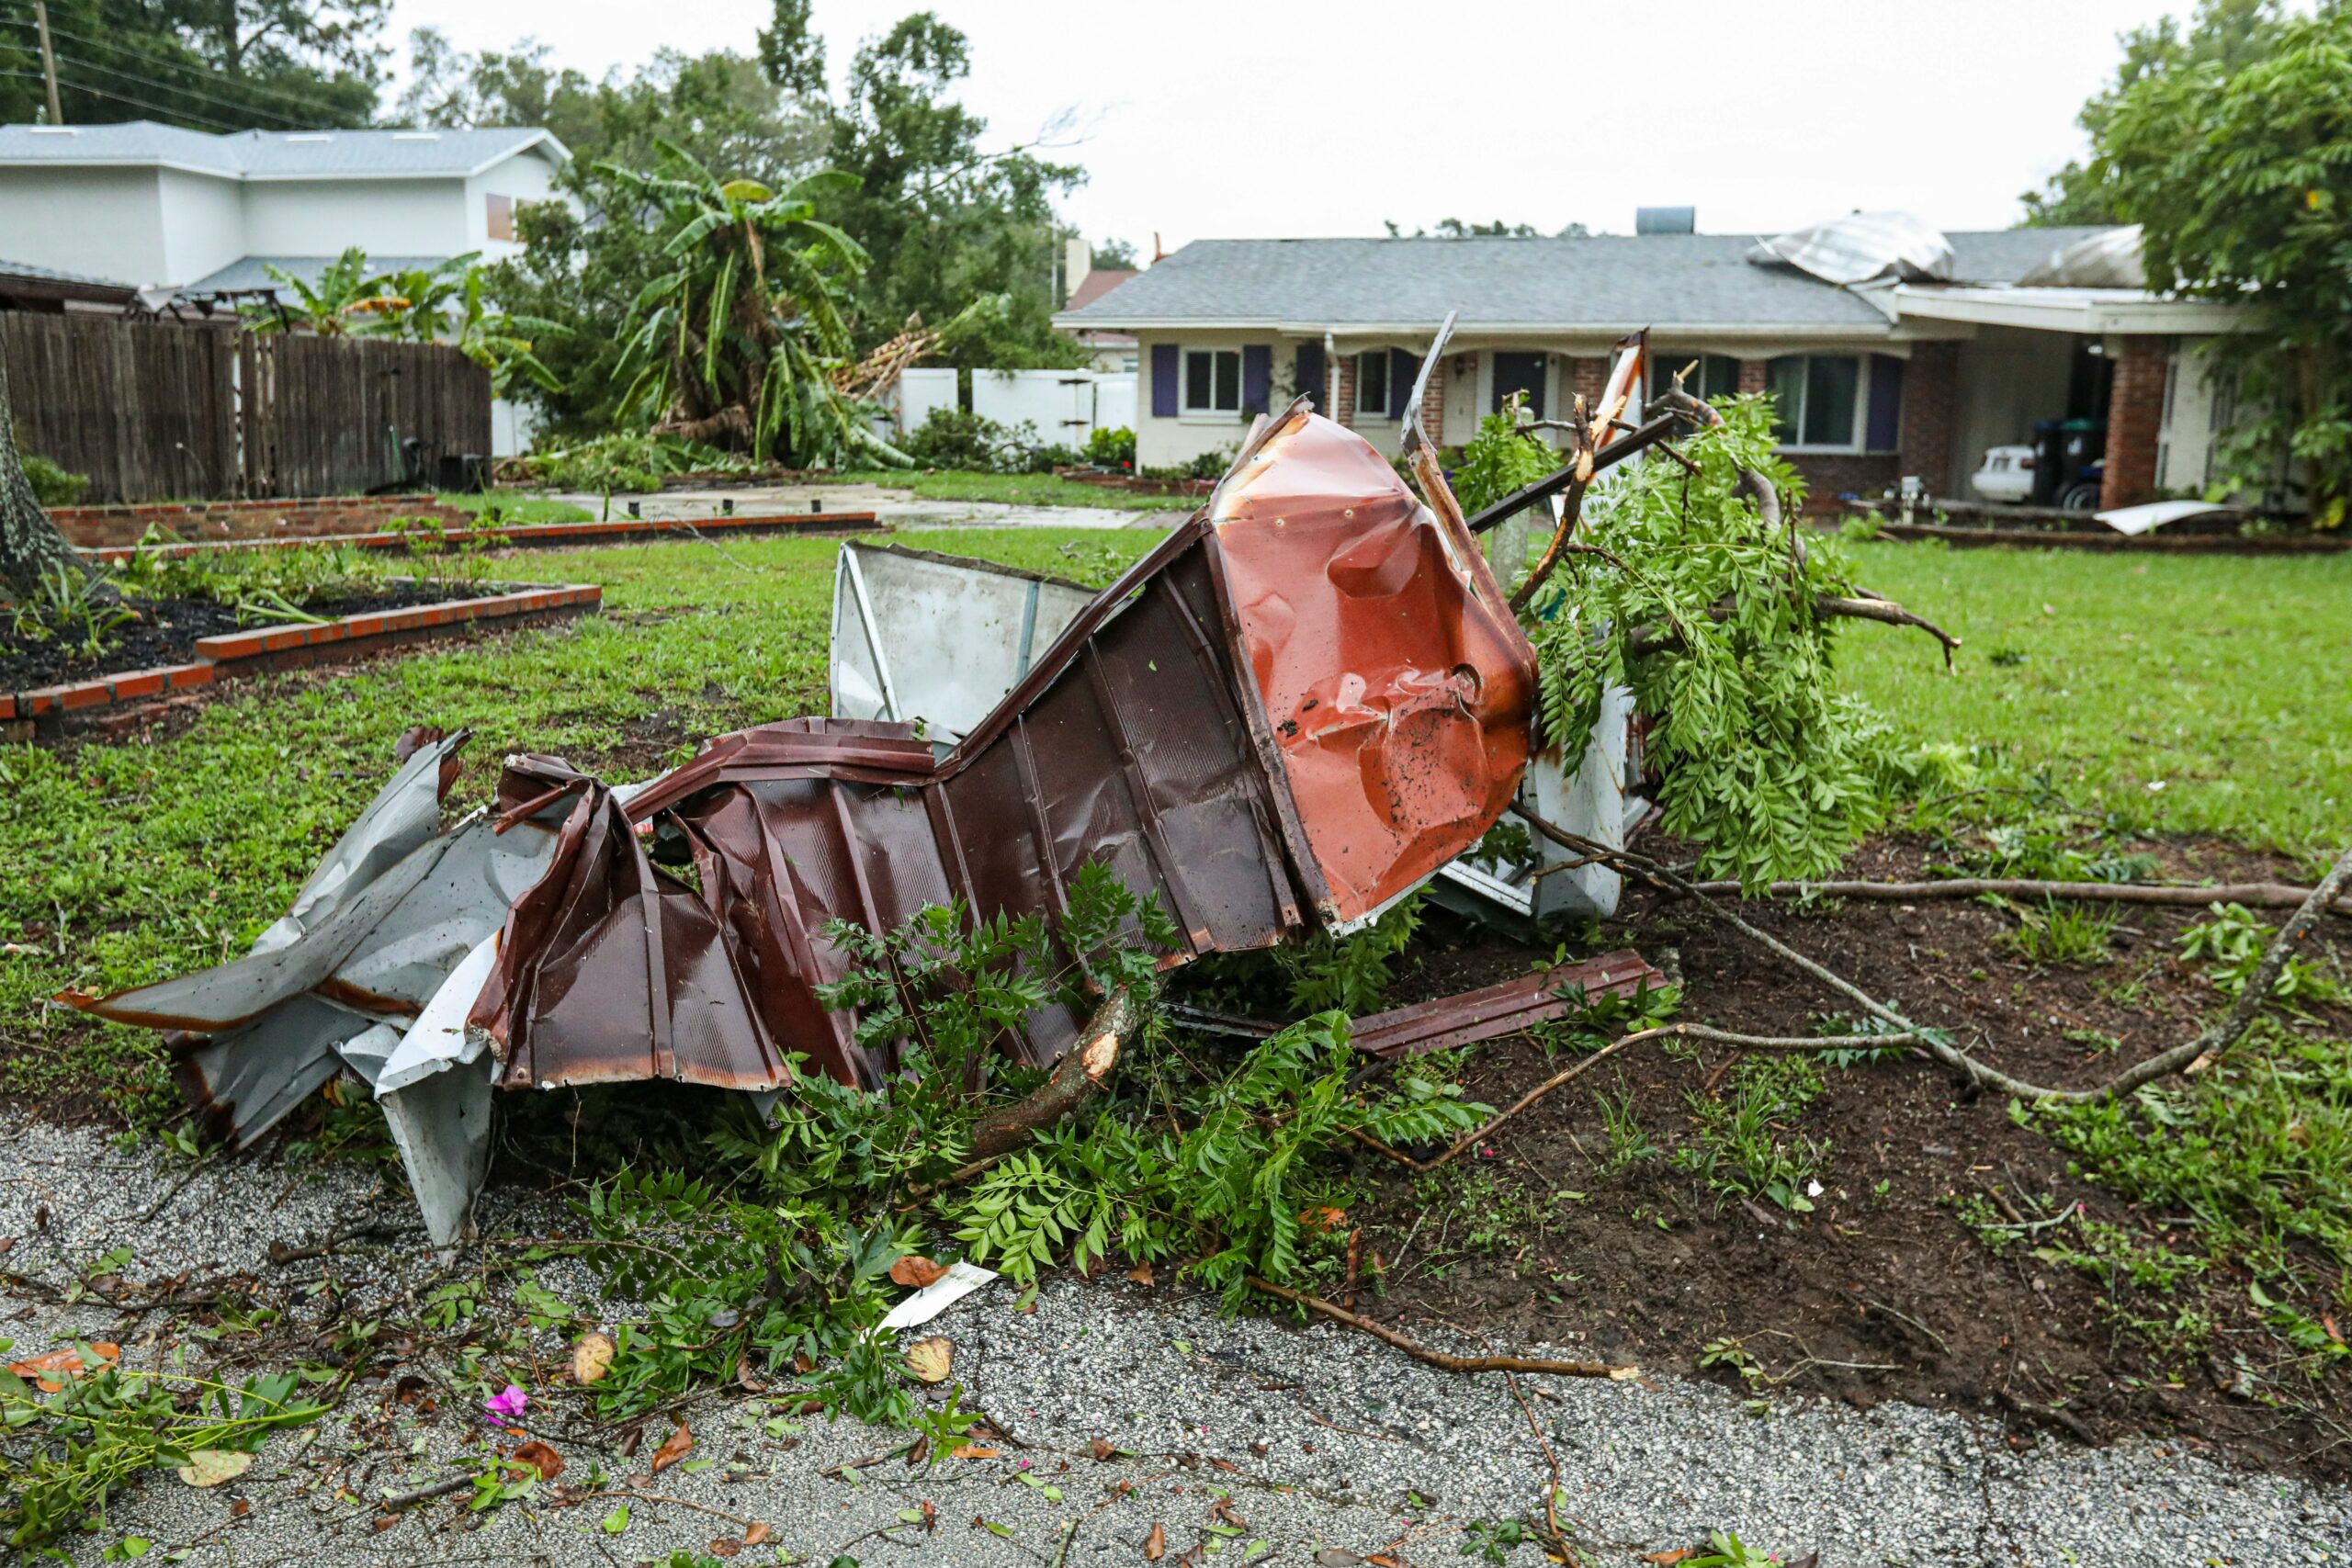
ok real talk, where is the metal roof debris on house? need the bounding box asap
[1747,211,1956,286]
[61,402,1560,1247]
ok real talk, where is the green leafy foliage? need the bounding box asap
[2032,1024,2352,1371]
[2180,902,2347,1004]
[1448,409,1562,516]
[0,1347,327,1549]
[1082,426,1137,468]
[2087,1,2352,519]
[605,142,900,468]
[1489,396,1903,887]
[18,444,86,508]
[1670,1057,1831,1213]
[574,864,1483,1430]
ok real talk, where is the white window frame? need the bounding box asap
[1768,354,1881,455]
[1182,348,1243,419]
[1355,349,1392,417]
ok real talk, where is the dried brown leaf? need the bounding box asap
[650,1421,694,1474]
[1090,1438,1115,1461]
[509,1441,564,1481]
[743,1523,773,1546]
[1144,1521,1167,1561]
[889,1255,949,1289]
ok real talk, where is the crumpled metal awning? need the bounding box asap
[62,401,1547,1247]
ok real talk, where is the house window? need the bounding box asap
[1184,349,1241,414]
[1355,350,1390,416]
[1767,355,1864,449]
[486,193,515,242]
[1652,352,1740,403]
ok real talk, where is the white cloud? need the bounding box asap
[387,0,2184,248]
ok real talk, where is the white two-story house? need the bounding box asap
[0,120,567,294]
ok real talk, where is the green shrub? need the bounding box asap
[19,444,87,507]
[1083,426,1136,468]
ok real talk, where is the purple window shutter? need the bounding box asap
[1151,344,1179,418]
[1389,351,1422,419]
[1241,345,1272,414]
[1866,354,1905,451]
[1295,343,1327,413]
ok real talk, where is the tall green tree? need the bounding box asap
[2021,0,2290,226]
[2091,2,2352,520]
[816,12,1089,369]
[0,0,382,130]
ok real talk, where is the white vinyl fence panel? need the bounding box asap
[897,367,959,437]
[894,369,1141,450]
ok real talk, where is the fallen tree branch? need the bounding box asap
[1246,1277,1635,1380]
[1520,810,2352,1105]
[1623,592,1962,666]
[963,987,1141,1163]
[1678,875,2352,919]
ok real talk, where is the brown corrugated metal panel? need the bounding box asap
[1346,950,1666,1059]
[468,405,1544,1095]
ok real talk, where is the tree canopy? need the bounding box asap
[2021,0,2296,227]
[2062,0,2352,518]
[0,0,382,130]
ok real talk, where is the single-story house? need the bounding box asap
[1052,214,2250,512]
[0,256,134,311]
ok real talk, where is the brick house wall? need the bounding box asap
[1570,357,1609,412]
[1898,342,1961,493]
[1334,355,1357,429]
[1736,360,1770,396]
[2102,336,2170,509]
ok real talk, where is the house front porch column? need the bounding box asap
[2100,337,2171,510]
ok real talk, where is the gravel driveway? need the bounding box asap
[0,1112,2344,1567]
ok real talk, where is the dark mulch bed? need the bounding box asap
[1337,835,2352,1484]
[0,583,479,691]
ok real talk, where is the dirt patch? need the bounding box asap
[0,584,462,690]
[1334,835,2352,1484]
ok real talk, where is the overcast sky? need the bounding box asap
[385,0,2190,249]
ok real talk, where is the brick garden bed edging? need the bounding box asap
[77,509,881,562]
[3,581,602,738]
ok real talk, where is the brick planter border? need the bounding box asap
[4,581,602,737]
[80,509,881,563]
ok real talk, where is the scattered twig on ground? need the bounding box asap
[1678,875,2352,919]
[1245,1278,1634,1380]
[378,1473,474,1510]
[1521,811,2352,1104]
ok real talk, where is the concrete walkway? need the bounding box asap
[541,482,1167,532]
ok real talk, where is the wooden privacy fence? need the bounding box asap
[0,314,491,503]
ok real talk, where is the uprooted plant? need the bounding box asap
[569,863,1492,1434]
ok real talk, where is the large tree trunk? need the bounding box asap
[0,357,96,604]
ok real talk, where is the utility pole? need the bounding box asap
[32,1,62,125]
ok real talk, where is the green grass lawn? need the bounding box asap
[826,469,1198,511]
[1840,541,2352,864]
[3,526,2346,1111]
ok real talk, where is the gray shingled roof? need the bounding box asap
[0,255,130,287]
[0,122,565,178]
[1057,229,2120,331]
[190,255,454,294]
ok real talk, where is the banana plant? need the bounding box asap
[603,140,904,468]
